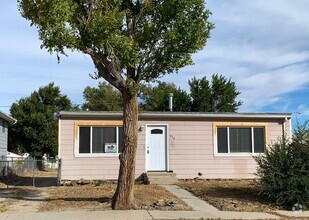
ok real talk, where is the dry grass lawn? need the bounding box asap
[39,184,191,212]
[0,184,191,213]
[178,179,281,212]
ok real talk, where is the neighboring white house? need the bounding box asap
[0,110,16,158]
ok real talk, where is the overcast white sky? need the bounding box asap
[1,0,309,123]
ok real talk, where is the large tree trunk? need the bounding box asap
[112,92,138,210]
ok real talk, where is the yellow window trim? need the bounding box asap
[74,121,123,140]
[213,122,269,143]
[212,122,268,156]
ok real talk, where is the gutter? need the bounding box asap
[0,110,17,125]
[55,111,292,120]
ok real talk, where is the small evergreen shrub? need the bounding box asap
[255,122,309,210]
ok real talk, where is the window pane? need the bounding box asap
[151,129,163,134]
[230,128,252,153]
[118,127,123,153]
[217,127,228,153]
[254,128,265,153]
[92,127,116,153]
[79,127,90,153]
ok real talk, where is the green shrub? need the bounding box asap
[255,122,309,210]
[14,161,25,167]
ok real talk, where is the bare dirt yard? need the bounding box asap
[178,179,281,212]
[0,183,191,213]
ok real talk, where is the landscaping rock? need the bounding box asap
[150,203,159,209]
[82,180,90,185]
[231,200,238,206]
[77,179,84,185]
[157,199,165,205]
[172,204,184,209]
[167,201,176,206]
[100,200,110,206]
[64,181,72,186]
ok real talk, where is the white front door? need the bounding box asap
[146,125,167,171]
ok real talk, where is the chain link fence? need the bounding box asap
[0,157,61,188]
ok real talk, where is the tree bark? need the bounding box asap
[112,91,138,210]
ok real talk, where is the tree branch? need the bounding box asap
[86,48,126,91]
[86,0,94,26]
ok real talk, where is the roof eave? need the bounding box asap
[56,111,292,120]
[0,111,17,124]
[140,113,292,119]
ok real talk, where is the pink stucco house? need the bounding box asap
[55,111,292,181]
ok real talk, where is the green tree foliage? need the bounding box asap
[189,74,242,112]
[189,76,211,112]
[9,83,75,158]
[82,82,122,111]
[140,74,242,112]
[18,0,213,83]
[18,0,213,209]
[255,122,309,209]
[140,82,190,111]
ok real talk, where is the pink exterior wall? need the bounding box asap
[59,117,289,180]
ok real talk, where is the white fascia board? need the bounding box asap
[56,111,292,120]
[0,110,16,124]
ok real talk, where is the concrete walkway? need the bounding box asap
[0,185,308,220]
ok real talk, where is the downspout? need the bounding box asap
[283,118,286,140]
[53,111,62,186]
[58,117,61,159]
[282,117,292,141]
[289,117,292,141]
[54,112,61,159]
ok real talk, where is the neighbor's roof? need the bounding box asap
[0,110,16,123]
[55,111,292,120]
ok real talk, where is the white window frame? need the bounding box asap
[213,122,268,157]
[74,121,123,158]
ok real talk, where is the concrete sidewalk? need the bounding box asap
[0,185,308,220]
[1,210,307,220]
[0,211,151,220]
[0,210,279,220]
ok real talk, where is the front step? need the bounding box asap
[143,172,178,185]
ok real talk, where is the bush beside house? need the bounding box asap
[255,122,309,210]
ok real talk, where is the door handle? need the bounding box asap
[147,150,149,154]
